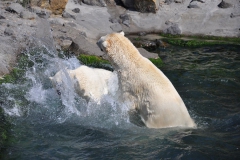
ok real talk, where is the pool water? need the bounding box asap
[0,44,240,159]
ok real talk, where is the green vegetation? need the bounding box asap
[77,54,113,71]
[133,37,141,41]
[0,53,33,85]
[159,33,240,47]
[162,38,229,47]
[78,54,164,70]
[159,33,182,38]
[149,58,164,68]
[0,68,23,84]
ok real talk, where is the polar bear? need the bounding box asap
[97,32,196,128]
[50,65,117,103]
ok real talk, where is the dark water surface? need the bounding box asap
[1,45,240,159]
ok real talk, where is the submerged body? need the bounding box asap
[97,32,196,128]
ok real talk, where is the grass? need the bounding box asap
[159,33,240,47]
[0,53,33,85]
[149,58,164,68]
[77,54,113,71]
[78,54,164,69]
[162,38,231,48]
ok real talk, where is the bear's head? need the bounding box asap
[97,32,140,70]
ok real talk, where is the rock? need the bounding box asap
[61,39,72,49]
[35,18,56,52]
[70,35,105,56]
[64,22,77,27]
[121,0,160,13]
[188,1,200,9]
[0,15,5,19]
[20,11,36,20]
[72,8,80,13]
[165,20,174,26]
[230,13,240,18]
[4,28,14,36]
[105,0,116,6]
[30,6,52,19]
[218,0,232,9]
[109,17,119,23]
[110,23,122,32]
[156,39,168,48]
[138,32,147,36]
[5,3,25,14]
[62,11,76,20]
[73,0,82,4]
[120,13,131,27]
[163,23,181,35]
[135,0,160,13]
[197,0,205,3]
[174,0,184,3]
[82,0,107,7]
[137,48,159,59]
[165,0,174,5]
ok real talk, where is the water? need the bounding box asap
[1,44,240,159]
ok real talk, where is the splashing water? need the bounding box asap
[0,46,132,129]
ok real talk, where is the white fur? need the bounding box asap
[97,32,196,128]
[50,65,116,103]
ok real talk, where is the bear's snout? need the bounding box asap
[97,39,103,52]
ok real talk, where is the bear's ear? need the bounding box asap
[119,31,124,36]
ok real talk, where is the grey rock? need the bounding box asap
[163,23,181,35]
[72,8,80,13]
[0,15,5,19]
[63,22,77,27]
[82,0,107,7]
[121,0,159,13]
[73,0,82,4]
[174,0,184,3]
[165,20,174,26]
[30,6,52,19]
[4,28,14,36]
[61,39,73,49]
[197,0,205,3]
[62,11,76,20]
[120,13,131,27]
[138,32,147,36]
[137,48,159,59]
[230,13,240,18]
[5,3,25,14]
[188,1,200,9]
[105,0,116,6]
[20,11,36,19]
[165,0,174,5]
[80,31,87,37]
[188,4,199,9]
[110,23,122,32]
[109,17,119,23]
[218,0,232,9]
[35,18,56,52]
[70,35,105,56]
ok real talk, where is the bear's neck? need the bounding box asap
[110,49,141,71]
